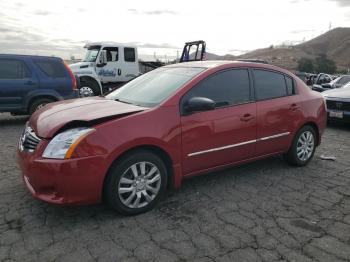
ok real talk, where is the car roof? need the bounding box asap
[84,42,137,48]
[164,60,292,74]
[0,54,61,60]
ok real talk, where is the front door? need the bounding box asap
[180,68,257,175]
[97,47,121,83]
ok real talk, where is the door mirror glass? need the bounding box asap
[184,97,215,115]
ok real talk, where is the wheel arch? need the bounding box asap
[299,121,320,146]
[26,95,59,113]
[102,144,175,201]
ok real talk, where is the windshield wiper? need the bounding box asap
[114,98,134,105]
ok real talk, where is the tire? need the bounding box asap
[79,79,101,97]
[104,150,167,215]
[284,125,317,166]
[28,98,54,115]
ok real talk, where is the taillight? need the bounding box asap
[64,62,77,90]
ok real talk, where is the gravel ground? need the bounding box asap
[0,112,350,262]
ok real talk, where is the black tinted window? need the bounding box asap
[0,59,30,79]
[34,60,66,77]
[285,76,294,95]
[184,69,250,108]
[254,70,287,100]
[124,48,136,62]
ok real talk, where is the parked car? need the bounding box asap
[17,61,327,215]
[312,75,350,92]
[323,81,350,122]
[0,54,78,115]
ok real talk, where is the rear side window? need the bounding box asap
[184,69,251,108]
[254,70,287,100]
[0,59,31,79]
[34,60,66,78]
[124,48,136,62]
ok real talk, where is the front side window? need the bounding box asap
[106,67,205,107]
[0,59,30,79]
[124,48,136,62]
[183,69,251,108]
[254,69,287,100]
[104,47,119,62]
[34,60,66,78]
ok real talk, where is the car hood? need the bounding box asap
[69,62,93,73]
[323,88,350,99]
[29,97,148,138]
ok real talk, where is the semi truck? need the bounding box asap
[69,41,207,96]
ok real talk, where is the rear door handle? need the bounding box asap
[25,80,35,85]
[240,113,255,122]
[289,104,300,111]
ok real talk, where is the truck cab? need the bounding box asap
[70,42,140,96]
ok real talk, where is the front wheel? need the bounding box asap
[104,151,167,215]
[79,79,101,97]
[284,125,316,166]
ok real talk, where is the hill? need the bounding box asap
[207,28,350,71]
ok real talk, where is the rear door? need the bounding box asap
[33,58,72,97]
[120,47,139,82]
[253,69,300,156]
[0,58,37,111]
[180,68,257,175]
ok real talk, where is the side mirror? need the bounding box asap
[96,50,107,67]
[184,97,215,115]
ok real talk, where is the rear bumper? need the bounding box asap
[17,149,109,205]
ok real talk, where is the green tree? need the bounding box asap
[314,54,337,74]
[297,58,314,72]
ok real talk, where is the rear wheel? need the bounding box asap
[28,98,54,115]
[79,79,101,97]
[104,150,167,215]
[284,125,316,166]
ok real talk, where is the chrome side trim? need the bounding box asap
[258,132,290,141]
[188,139,256,157]
[187,132,290,157]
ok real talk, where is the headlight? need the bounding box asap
[42,127,95,159]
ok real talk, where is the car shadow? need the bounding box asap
[327,121,350,131]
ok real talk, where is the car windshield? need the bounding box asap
[83,46,101,62]
[106,67,205,107]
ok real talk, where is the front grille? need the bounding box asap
[326,100,350,111]
[19,126,41,152]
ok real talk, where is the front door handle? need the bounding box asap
[118,69,121,76]
[25,80,35,85]
[240,113,255,122]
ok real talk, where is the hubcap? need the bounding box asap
[36,103,47,111]
[296,131,315,161]
[118,161,161,209]
[79,86,94,97]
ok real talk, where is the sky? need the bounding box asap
[0,0,350,61]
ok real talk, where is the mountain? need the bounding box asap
[207,28,350,71]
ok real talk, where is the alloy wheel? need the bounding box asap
[296,131,315,161]
[118,161,161,209]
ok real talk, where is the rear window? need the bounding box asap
[0,59,31,79]
[34,60,66,78]
[124,48,136,62]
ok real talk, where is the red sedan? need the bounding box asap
[17,61,327,215]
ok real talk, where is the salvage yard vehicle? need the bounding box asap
[323,81,350,122]
[17,61,327,215]
[70,40,207,97]
[0,54,78,115]
[313,75,350,92]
